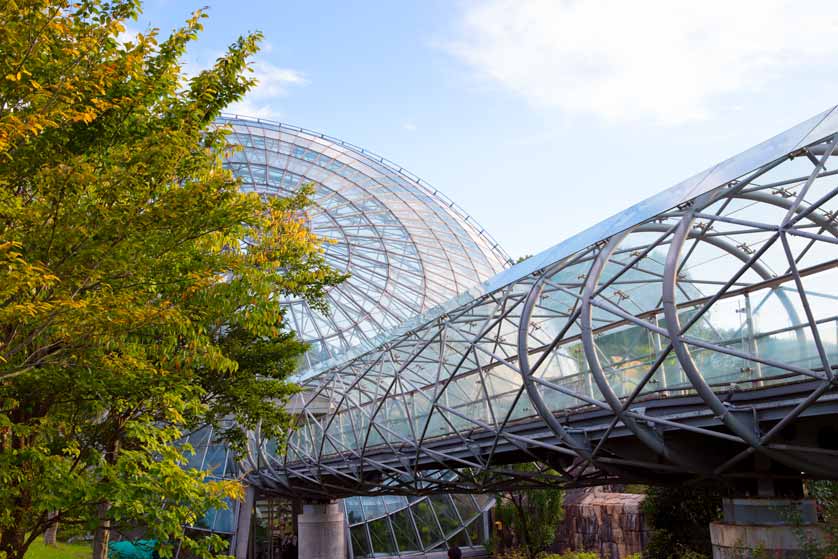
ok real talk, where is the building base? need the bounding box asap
[710,498,826,559]
[298,501,346,559]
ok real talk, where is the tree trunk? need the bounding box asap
[511,495,536,559]
[93,436,120,559]
[43,512,59,546]
[0,524,28,559]
[92,501,111,559]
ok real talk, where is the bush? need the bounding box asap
[495,550,598,559]
[792,481,838,559]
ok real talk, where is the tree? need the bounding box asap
[642,485,727,559]
[494,464,565,559]
[0,2,343,559]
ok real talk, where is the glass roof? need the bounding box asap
[218,115,511,371]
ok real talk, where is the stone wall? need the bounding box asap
[552,487,648,558]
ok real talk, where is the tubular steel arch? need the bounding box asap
[242,105,838,500]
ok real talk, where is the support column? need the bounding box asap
[710,497,826,558]
[232,486,256,559]
[298,500,347,559]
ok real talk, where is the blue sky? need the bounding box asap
[134,0,838,259]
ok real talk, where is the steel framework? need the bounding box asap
[217,115,511,372]
[243,106,838,499]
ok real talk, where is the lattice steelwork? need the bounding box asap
[246,105,838,499]
[218,115,511,372]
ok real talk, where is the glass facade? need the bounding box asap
[345,493,490,558]
[179,424,239,534]
[217,115,510,373]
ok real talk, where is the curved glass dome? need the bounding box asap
[219,115,511,369]
[345,492,492,557]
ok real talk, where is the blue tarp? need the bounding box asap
[108,540,158,559]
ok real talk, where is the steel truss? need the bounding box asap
[244,107,838,499]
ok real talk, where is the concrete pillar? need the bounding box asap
[710,497,826,558]
[232,486,256,559]
[298,500,347,559]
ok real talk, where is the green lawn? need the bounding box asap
[24,541,91,559]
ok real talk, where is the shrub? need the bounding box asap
[496,550,598,559]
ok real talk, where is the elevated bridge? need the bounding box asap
[242,106,838,503]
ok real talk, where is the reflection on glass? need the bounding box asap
[451,494,479,522]
[391,508,421,553]
[467,517,486,546]
[447,528,470,548]
[350,526,371,558]
[368,517,397,555]
[430,495,461,536]
[411,500,444,548]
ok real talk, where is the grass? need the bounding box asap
[24,541,91,559]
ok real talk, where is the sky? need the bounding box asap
[134,0,838,260]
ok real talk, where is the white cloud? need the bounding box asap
[448,0,838,125]
[225,61,307,119]
[403,122,417,132]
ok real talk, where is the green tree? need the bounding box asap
[0,2,343,559]
[642,485,727,559]
[494,464,565,559]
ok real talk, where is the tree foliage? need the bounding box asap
[642,485,727,559]
[0,2,343,558]
[494,464,565,559]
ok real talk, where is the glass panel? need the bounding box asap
[467,516,485,546]
[451,494,480,522]
[473,494,494,510]
[391,508,421,554]
[361,496,387,521]
[429,495,461,536]
[410,500,444,548]
[447,528,470,548]
[203,444,227,476]
[212,502,235,533]
[184,427,210,470]
[344,497,365,524]
[350,526,372,558]
[368,517,397,555]
[381,495,406,514]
